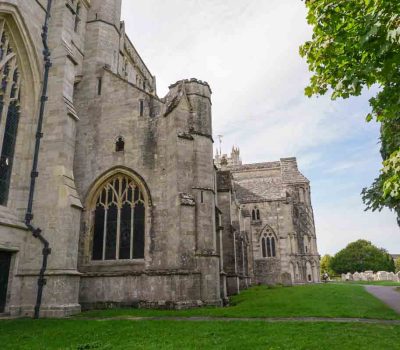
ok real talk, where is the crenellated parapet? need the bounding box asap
[165,78,213,138]
[169,78,212,94]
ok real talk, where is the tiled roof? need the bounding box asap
[223,158,309,203]
[228,161,281,172]
[232,176,284,202]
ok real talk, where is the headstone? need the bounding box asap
[388,272,396,281]
[353,272,361,281]
[395,272,400,282]
[341,274,346,281]
[365,271,374,281]
[377,271,388,281]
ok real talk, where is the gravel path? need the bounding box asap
[365,285,400,314]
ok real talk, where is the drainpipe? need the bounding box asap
[24,0,53,320]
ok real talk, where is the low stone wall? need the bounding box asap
[341,271,400,282]
[79,272,218,310]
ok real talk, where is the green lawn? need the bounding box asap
[79,284,400,320]
[1,319,400,350]
[1,284,399,349]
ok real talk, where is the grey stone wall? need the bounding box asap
[216,157,320,288]
[0,0,320,318]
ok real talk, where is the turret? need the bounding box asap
[168,78,213,137]
[87,0,122,28]
[230,146,242,166]
[84,0,122,73]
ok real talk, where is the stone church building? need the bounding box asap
[0,0,319,317]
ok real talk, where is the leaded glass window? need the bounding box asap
[0,21,21,206]
[92,174,146,261]
[261,232,276,258]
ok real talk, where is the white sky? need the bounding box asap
[121,0,400,255]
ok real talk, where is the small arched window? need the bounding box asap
[261,232,277,258]
[0,23,21,206]
[91,174,146,261]
[252,209,256,221]
[256,209,261,220]
[115,137,125,152]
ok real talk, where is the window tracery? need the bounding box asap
[261,230,277,258]
[91,174,146,261]
[0,21,21,206]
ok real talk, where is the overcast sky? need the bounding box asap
[121,0,400,255]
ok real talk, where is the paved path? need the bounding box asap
[78,316,400,325]
[365,285,400,314]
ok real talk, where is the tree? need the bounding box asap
[300,0,400,224]
[395,257,400,273]
[330,239,395,274]
[320,254,334,275]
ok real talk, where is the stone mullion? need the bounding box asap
[130,205,134,259]
[267,237,271,258]
[12,70,21,105]
[116,177,122,260]
[102,187,109,261]
[116,207,121,260]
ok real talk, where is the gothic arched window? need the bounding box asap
[252,209,256,221]
[256,209,260,220]
[91,174,146,261]
[261,231,277,258]
[0,22,21,206]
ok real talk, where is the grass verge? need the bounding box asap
[79,284,400,320]
[1,319,400,350]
